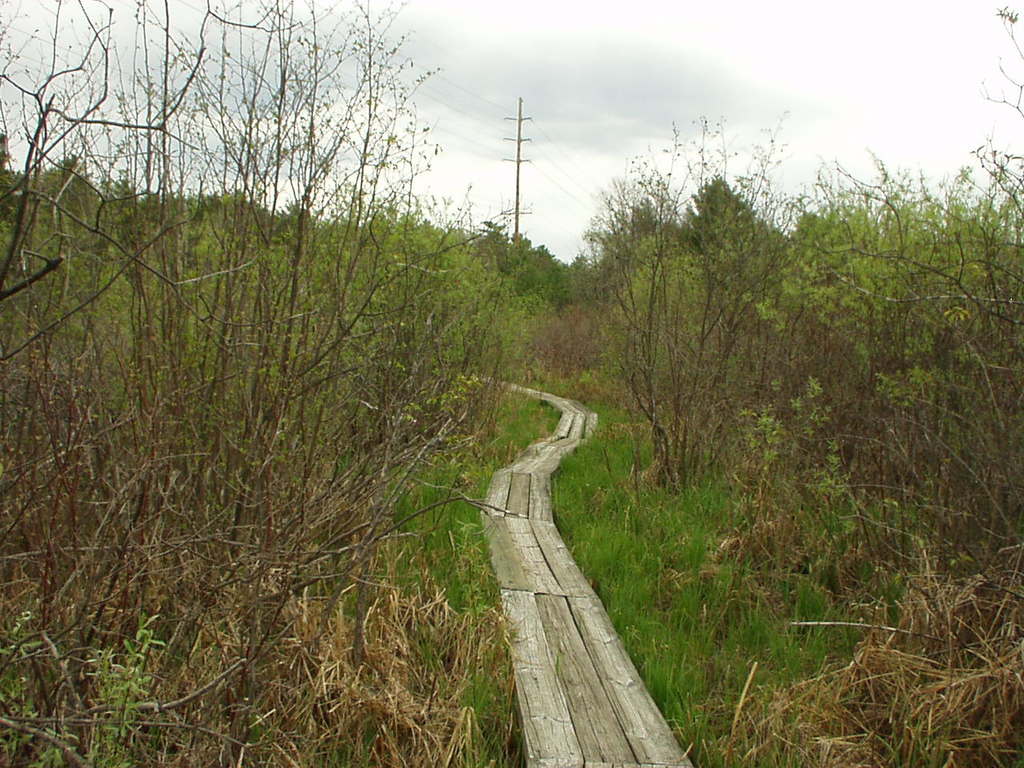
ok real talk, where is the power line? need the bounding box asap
[433,72,507,113]
[415,81,503,128]
[530,145,597,204]
[530,161,592,214]
[427,118,501,159]
[531,117,608,198]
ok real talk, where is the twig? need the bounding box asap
[789,620,941,642]
[80,659,245,716]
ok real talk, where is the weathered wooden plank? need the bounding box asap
[568,411,587,441]
[568,597,692,766]
[555,410,574,439]
[535,594,636,764]
[491,384,690,768]
[509,383,545,401]
[531,521,597,599]
[501,589,584,765]
[547,395,575,414]
[507,472,532,517]
[486,468,512,515]
[510,442,545,474]
[532,759,583,768]
[505,516,563,595]
[529,470,553,521]
[531,449,564,478]
[481,514,533,592]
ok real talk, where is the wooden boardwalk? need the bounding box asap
[482,386,694,768]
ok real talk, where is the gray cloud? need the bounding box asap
[394,1,1013,261]
[400,13,823,159]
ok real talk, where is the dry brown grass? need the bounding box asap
[0,537,516,768]
[258,562,516,767]
[736,554,1024,767]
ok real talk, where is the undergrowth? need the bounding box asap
[331,392,560,768]
[551,401,1024,767]
[0,392,552,768]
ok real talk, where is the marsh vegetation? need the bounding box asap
[1,2,1022,766]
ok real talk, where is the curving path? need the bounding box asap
[482,386,694,768]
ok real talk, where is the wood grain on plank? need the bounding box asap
[569,597,693,766]
[535,594,636,764]
[529,471,553,521]
[486,468,512,515]
[568,412,586,441]
[555,410,574,439]
[531,521,597,599]
[510,444,544,474]
[507,472,532,517]
[505,515,563,595]
[502,589,584,765]
[481,514,533,592]
[531,450,564,478]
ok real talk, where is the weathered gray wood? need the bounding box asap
[532,449,565,477]
[510,442,546,474]
[506,515,563,595]
[532,760,584,768]
[508,383,545,400]
[481,515,533,592]
[555,410,574,439]
[529,471,553,521]
[507,472,532,517]
[531,521,597,599]
[535,594,635,763]
[569,597,693,766]
[568,412,587,441]
[486,468,512,515]
[502,589,584,765]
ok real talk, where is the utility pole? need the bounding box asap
[504,97,531,245]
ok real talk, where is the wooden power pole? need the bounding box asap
[504,97,531,245]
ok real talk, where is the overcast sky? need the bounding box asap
[393,0,1021,261]
[3,1,1020,262]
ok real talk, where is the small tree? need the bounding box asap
[590,126,791,486]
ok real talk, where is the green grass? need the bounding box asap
[551,402,859,767]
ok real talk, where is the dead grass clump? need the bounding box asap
[714,500,869,600]
[271,570,516,768]
[739,560,1024,767]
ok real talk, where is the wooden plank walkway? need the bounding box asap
[482,386,694,768]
